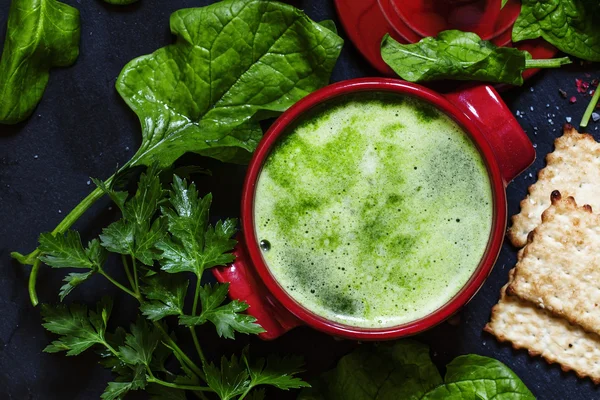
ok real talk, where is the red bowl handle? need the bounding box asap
[444,84,535,184]
[212,235,303,340]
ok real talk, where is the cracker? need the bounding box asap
[485,269,600,384]
[508,125,600,247]
[508,191,600,335]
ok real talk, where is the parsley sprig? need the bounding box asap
[35,168,309,399]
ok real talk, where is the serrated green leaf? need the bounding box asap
[123,165,164,225]
[204,354,250,400]
[157,177,237,277]
[140,273,188,321]
[118,317,161,367]
[101,382,132,400]
[100,220,135,255]
[179,283,265,339]
[41,297,112,356]
[59,271,94,301]
[135,217,168,266]
[115,0,343,168]
[39,231,104,269]
[92,177,129,213]
[0,0,80,124]
[244,352,309,391]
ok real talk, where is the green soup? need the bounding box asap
[253,93,493,328]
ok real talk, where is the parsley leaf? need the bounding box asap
[244,352,310,391]
[157,176,237,277]
[59,271,94,301]
[140,273,188,321]
[39,233,105,269]
[99,167,167,265]
[42,297,112,356]
[118,317,161,367]
[179,283,265,339]
[204,354,250,400]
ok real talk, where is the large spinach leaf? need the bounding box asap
[513,0,600,61]
[299,341,535,400]
[299,341,442,400]
[381,30,570,85]
[13,0,342,306]
[116,0,343,167]
[0,0,80,124]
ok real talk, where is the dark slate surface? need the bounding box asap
[1,1,599,399]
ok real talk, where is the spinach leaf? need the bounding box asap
[299,341,535,400]
[116,0,343,167]
[13,0,342,306]
[0,0,80,124]
[422,355,535,399]
[299,340,442,400]
[381,30,570,86]
[513,0,600,61]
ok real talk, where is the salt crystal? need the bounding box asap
[58,210,62,214]
[530,106,534,111]
[566,117,572,123]
[86,180,91,186]
[530,87,534,92]
[546,104,550,108]
[533,143,538,148]
[33,155,38,159]
[516,110,521,116]
[548,119,554,125]
[592,112,600,122]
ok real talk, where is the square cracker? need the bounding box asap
[485,269,600,383]
[508,125,600,248]
[508,191,600,336]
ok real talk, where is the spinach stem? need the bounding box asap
[17,174,115,306]
[525,57,571,69]
[121,254,136,290]
[581,86,600,128]
[190,278,207,366]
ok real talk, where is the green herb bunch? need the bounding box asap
[37,167,309,400]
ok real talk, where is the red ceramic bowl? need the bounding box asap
[214,78,535,340]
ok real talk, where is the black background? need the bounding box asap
[1,1,600,399]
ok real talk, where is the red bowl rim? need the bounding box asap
[241,78,506,340]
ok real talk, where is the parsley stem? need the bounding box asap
[190,279,207,366]
[238,386,254,400]
[99,269,138,299]
[98,266,206,382]
[581,86,600,128]
[153,321,207,382]
[146,373,213,392]
[131,255,141,296]
[121,255,136,290]
[16,174,115,306]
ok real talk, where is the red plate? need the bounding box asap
[334,0,558,81]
